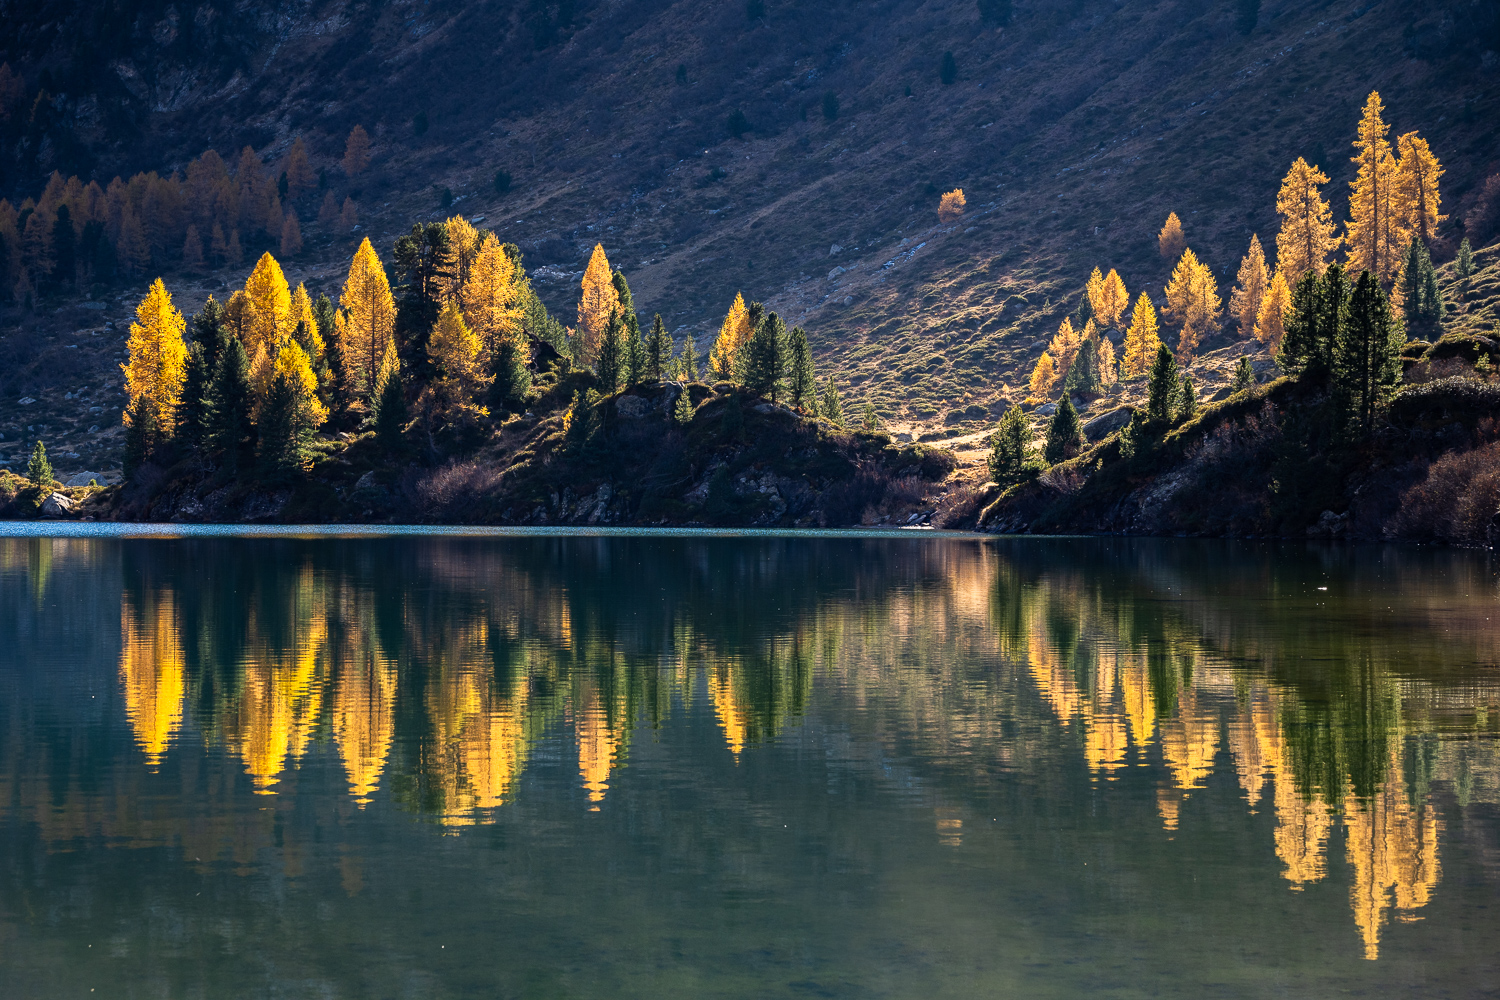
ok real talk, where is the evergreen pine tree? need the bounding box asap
[1455,238,1474,301]
[25,439,53,488]
[679,333,698,381]
[820,377,844,427]
[861,402,879,433]
[1278,265,1347,382]
[566,389,602,453]
[1146,344,1180,425]
[392,221,452,374]
[744,312,789,402]
[491,338,532,411]
[1062,338,1102,397]
[988,405,1034,485]
[51,204,75,288]
[177,341,211,449]
[205,338,254,474]
[1179,374,1197,422]
[374,360,408,453]
[1398,238,1443,341]
[191,296,230,374]
[1043,397,1083,464]
[672,387,694,425]
[256,372,308,478]
[787,326,815,410]
[1334,270,1403,437]
[1232,356,1255,394]
[123,402,158,478]
[625,316,647,387]
[721,391,744,441]
[646,314,672,381]
[596,309,624,393]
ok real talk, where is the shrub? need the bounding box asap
[728,109,749,139]
[494,170,512,195]
[940,51,957,85]
[822,91,839,121]
[1389,440,1500,544]
[1389,377,1500,430]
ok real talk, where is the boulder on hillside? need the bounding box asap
[64,471,103,487]
[1083,407,1131,441]
[40,493,75,515]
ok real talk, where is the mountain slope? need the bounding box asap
[1,0,1497,436]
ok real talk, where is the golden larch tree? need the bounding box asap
[1085,268,1106,320]
[1229,234,1269,338]
[1121,293,1161,379]
[709,292,752,380]
[443,216,484,300]
[1394,132,1444,246]
[1028,352,1057,399]
[1158,213,1186,262]
[576,243,619,363]
[428,301,492,425]
[1346,91,1404,283]
[938,188,966,223]
[1100,269,1128,329]
[1275,157,1339,285]
[337,237,396,399]
[242,251,292,357]
[1255,269,1291,355]
[122,277,188,433]
[271,337,328,429]
[284,138,316,199]
[461,232,525,355]
[1097,335,1118,385]
[1047,317,1081,380]
[1162,248,1220,363]
[279,211,303,258]
[289,282,324,367]
[343,126,371,177]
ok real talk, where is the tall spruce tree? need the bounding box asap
[744,312,789,402]
[191,296,230,374]
[176,341,211,449]
[679,333,698,381]
[1334,270,1403,437]
[392,221,452,373]
[787,326,815,409]
[1232,356,1255,394]
[204,338,253,473]
[1146,343,1180,425]
[374,361,408,453]
[26,439,53,488]
[1455,238,1474,300]
[988,405,1034,485]
[1062,338,1102,397]
[1398,238,1442,341]
[491,338,531,411]
[820,377,844,427]
[1278,264,1347,382]
[1179,374,1197,422]
[256,372,311,478]
[646,314,672,381]
[625,318,647,387]
[596,310,625,393]
[1043,397,1083,464]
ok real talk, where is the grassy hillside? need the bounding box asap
[1,0,1498,465]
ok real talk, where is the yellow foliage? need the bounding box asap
[1047,317,1080,378]
[272,337,328,428]
[1158,212,1185,262]
[1346,91,1404,283]
[1395,132,1444,246]
[709,291,752,381]
[1255,270,1291,355]
[1085,268,1106,322]
[1029,352,1057,398]
[242,251,292,357]
[1229,234,1269,338]
[342,125,371,177]
[338,237,396,400]
[289,282,324,367]
[938,188,966,222]
[1097,335,1118,385]
[1162,248,1219,364]
[1099,269,1128,329]
[460,232,525,355]
[443,216,484,299]
[575,243,619,364]
[122,277,188,432]
[1276,157,1340,285]
[429,300,492,424]
[1121,293,1160,379]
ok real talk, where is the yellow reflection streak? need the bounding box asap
[119,590,186,771]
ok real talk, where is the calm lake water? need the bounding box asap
[1,530,1497,999]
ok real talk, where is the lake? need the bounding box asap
[1,529,1496,998]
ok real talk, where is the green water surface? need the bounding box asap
[0,531,1496,998]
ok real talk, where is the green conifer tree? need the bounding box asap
[25,439,53,488]
[491,338,532,411]
[566,389,601,453]
[1232,356,1255,394]
[596,309,625,393]
[988,405,1035,485]
[625,317,647,387]
[679,332,698,381]
[1179,374,1197,422]
[123,402,158,478]
[819,377,844,427]
[1334,270,1403,437]
[374,362,408,453]
[1398,238,1443,341]
[191,296,230,375]
[673,386,694,425]
[861,401,879,433]
[205,338,253,473]
[1146,343,1180,425]
[744,312,789,402]
[1044,396,1084,464]
[721,391,744,441]
[1062,338,1102,397]
[1278,264,1346,382]
[787,326,815,410]
[1455,238,1474,301]
[256,372,314,478]
[646,314,672,381]
[176,341,211,449]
